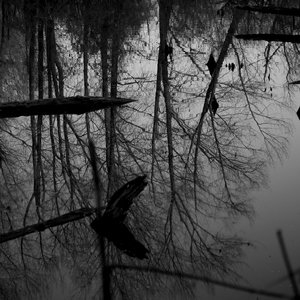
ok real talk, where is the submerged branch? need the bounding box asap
[0,207,98,244]
[236,5,300,17]
[110,265,294,300]
[0,96,136,118]
[235,34,300,43]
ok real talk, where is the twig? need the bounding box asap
[110,265,294,299]
[277,230,300,299]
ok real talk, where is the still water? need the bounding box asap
[203,109,300,299]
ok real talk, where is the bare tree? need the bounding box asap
[0,0,296,299]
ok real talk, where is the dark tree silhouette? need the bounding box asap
[206,53,219,115]
[90,175,149,260]
[206,53,217,76]
[164,40,173,61]
[211,96,219,115]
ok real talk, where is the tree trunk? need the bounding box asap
[0,207,97,244]
[0,96,136,118]
[159,0,175,205]
[235,34,300,43]
[236,5,300,17]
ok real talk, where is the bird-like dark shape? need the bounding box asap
[211,96,219,115]
[164,41,173,63]
[231,62,235,72]
[206,53,217,76]
[206,53,219,115]
[90,175,149,260]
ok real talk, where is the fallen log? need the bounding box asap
[0,207,97,243]
[0,96,136,118]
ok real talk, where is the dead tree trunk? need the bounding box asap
[0,96,136,118]
[0,207,97,244]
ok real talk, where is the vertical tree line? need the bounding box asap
[0,0,298,299]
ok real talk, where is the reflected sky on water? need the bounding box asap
[203,100,300,299]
